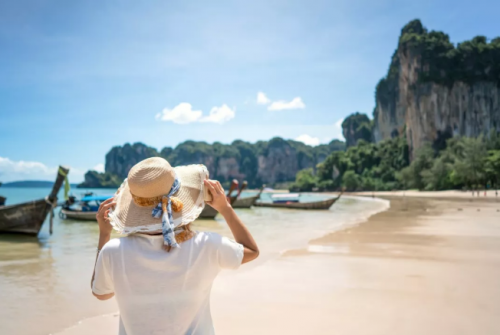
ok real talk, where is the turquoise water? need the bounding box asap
[0,187,117,206]
[0,187,335,207]
[0,187,388,335]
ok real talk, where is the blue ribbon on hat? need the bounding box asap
[151,175,181,248]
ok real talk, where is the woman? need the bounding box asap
[91,157,259,335]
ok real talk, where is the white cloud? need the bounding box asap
[155,103,203,124]
[93,163,105,173]
[268,97,305,111]
[295,134,321,146]
[294,119,345,146]
[335,118,344,129]
[333,118,345,140]
[0,157,87,183]
[200,104,235,124]
[257,92,270,105]
[156,102,234,124]
[0,157,56,178]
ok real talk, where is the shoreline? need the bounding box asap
[349,189,500,201]
[55,195,500,335]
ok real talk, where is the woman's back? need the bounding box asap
[91,159,258,334]
[93,232,243,335]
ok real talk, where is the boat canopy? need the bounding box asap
[81,195,113,202]
[271,193,300,199]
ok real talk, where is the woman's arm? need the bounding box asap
[91,198,116,300]
[204,180,259,264]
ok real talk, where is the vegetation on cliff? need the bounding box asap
[398,19,500,86]
[341,112,373,147]
[79,138,345,188]
[398,131,500,191]
[291,130,500,192]
[311,136,409,191]
[377,19,500,100]
[78,171,124,188]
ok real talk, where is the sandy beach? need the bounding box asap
[55,194,500,335]
[352,189,500,200]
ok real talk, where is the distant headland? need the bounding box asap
[1,181,79,188]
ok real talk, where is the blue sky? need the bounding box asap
[1,0,499,182]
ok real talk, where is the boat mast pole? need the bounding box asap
[47,166,70,235]
[49,166,70,202]
[235,181,248,199]
[227,180,239,205]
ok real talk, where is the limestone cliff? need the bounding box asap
[105,143,159,179]
[79,139,344,188]
[373,19,500,157]
[256,138,313,185]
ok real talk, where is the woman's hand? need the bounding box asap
[204,179,232,215]
[96,197,115,236]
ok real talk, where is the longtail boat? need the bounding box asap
[199,205,219,219]
[0,166,70,235]
[232,184,265,208]
[232,195,259,208]
[60,194,113,221]
[254,192,342,210]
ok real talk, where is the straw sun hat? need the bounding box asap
[109,157,209,247]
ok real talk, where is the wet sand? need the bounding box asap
[57,196,500,335]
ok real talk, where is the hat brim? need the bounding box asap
[109,164,208,234]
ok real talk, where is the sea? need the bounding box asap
[0,187,389,335]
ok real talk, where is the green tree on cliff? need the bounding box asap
[397,144,434,190]
[451,137,487,189]
[290,168,318,192]
[484,150,500,191]
[316,137,409,191]
[397,19,500,86]
[342,170,361,191]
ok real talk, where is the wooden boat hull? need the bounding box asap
[0,199,52,235]
[198,194,260,218]
[198,205,218,219]
[254,195,340,210]
[198,187,246,218]
[0,165,70,236]
[60,209,97,221]
[232,195,259,208]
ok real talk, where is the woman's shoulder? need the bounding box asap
[193,231,225,246]
[100,237,123,254]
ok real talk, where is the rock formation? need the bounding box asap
[105,143,160,179]
[256,138,311,185]
[341,112,373,147]
[373,19,500,158]
[79,170,123,188]
[79,139,345,188]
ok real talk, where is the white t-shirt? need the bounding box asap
[92,231,244,335]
